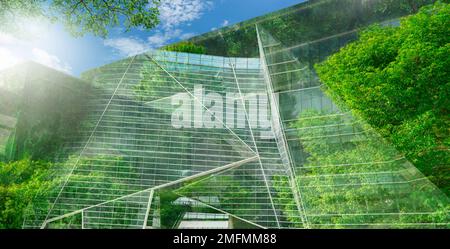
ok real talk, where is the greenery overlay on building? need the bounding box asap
[0,0,448,229]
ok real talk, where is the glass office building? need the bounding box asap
[18,0,448,228]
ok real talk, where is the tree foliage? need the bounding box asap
[273,110,449,228]
[177,175,259,218]
[315,1,449,194]
[189,0,438,57]
[0,158,55,228]
[158,191,188,228]
[0,155,147,228]
[377,0,437,13]
[164,42,207,55]
[133,61,174,102]
[0,0,161,37]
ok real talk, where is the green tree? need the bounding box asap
[0,158,56,228]
[164,42,207,54]
[273,110,449,228]
[177,175,261,218]
[315,2,449,194]
[0,0,161,37]
[133,61,176,102]
[377,0,437,13]
[158,190,189,228]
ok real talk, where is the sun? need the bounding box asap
[0,47,22,71]
[0,16,56,72]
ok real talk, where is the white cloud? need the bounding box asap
[147,31,178,48]
[159,0,213,30]
[32,48,72,74]
[180,32,196,40]
[104,29,199,55]
[0,33,20,45]
[210,20,229,32]
[103,0,212,56]
[104,37,150,56]
[0,47,23,71]
[147,29,195,48]
[0,32,73,74]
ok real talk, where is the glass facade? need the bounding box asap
[20,0,448,229]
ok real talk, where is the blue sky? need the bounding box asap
[0,0,305,76]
